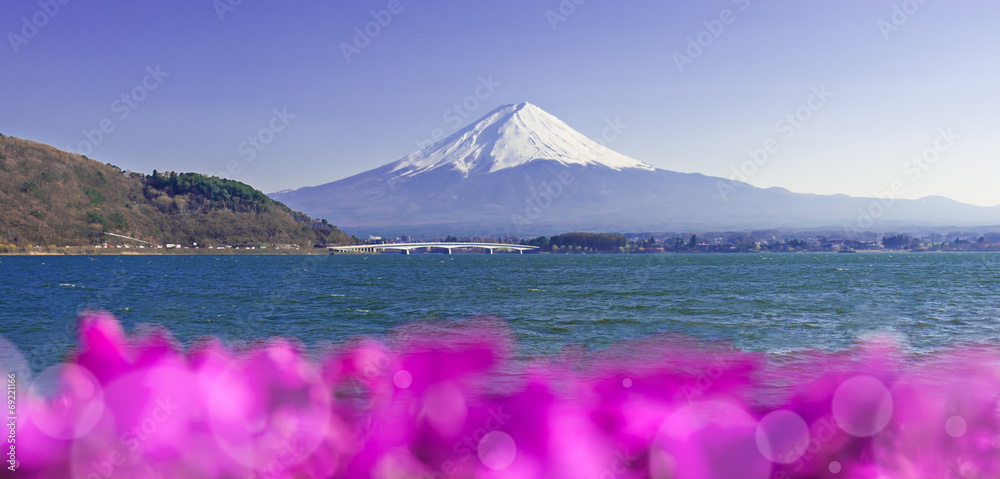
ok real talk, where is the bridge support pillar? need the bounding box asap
[518,249,523,254]
[403,250,410,255]
[487,249,493,254]
[446,248,452,255]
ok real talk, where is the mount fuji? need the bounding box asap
[270,103,999,235]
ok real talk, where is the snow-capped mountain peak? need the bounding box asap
[390,102,654,177]
[269,102,1000,234]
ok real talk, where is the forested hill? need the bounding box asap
[0,134,353,247]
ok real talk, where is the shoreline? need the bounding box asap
[0,248,331,256]
[2,249,993,257]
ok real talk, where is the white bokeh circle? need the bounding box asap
[945,415,967,438]
[478,431,517,470]
[393,370,413,389]
[831,375,894,437]
[27,363,105,439]
[755,409,810,463]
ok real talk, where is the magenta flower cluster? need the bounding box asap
[8,312,1000,478]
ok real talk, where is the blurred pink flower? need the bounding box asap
[7,311,1000,478]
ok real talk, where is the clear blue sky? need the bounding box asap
[2,0,998,205]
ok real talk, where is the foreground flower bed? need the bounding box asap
[5,312,999,478]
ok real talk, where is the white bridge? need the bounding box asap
[329,242,539,255]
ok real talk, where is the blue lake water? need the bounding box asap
[2,252,999,372]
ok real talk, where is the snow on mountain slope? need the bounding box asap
[269,102,1000,235]
[389,102,654,178]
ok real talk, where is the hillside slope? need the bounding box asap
[0,134,351,247]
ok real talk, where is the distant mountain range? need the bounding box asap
[0,135,350,247]
[270,103,999,236]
